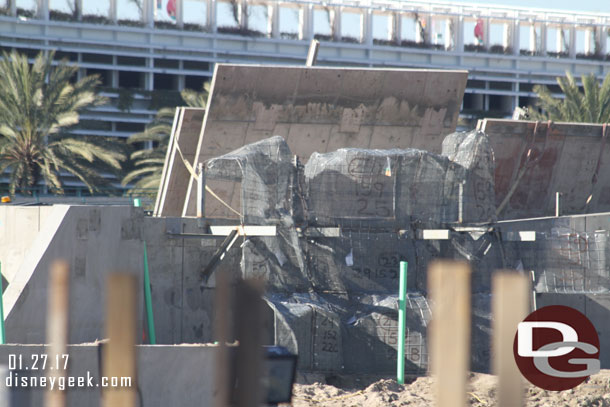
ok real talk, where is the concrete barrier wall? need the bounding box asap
[0,205,240,345]
[0,344,216,407]
[0,206,54,283]
[479,119,610,219]
[3,206,144,344]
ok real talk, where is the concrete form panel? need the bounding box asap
[480,119,610,219]
[162,64,466,218]
[3,206,144,344]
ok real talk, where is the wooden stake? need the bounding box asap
[493,271,530,407]
[45,260,70,407]
[213,271,231,407]
[306,39,320,66]
[102,273,137,407]
[234,278,265,407]
[428,261,471,407]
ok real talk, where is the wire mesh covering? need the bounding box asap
[304,130,496,227]
[203,131,498,373]
[504,229,610,294]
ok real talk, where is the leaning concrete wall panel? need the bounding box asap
[480,119,610,219]
[3,206,144,344]
[174,64,467,218]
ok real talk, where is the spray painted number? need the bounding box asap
[348,157,383,176]
[377,253,402,267]
[321,330,339,353]
[355,180,385,197]
[251,262,268,275]
[357,198,391,217]
[353,267,397,279]
[409,347,421,362]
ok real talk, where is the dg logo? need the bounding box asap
[513,305,600,391]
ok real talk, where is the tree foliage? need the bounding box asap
[122,83,209,191]
[0,50,126,194]
[530,71,610,123]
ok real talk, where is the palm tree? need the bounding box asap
[122,83,209,191]
[0,50,126,195]
[529,71,610,123]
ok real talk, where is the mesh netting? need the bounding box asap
[304,130,496,227]
[205,135,293,223]
[202,131,498,374]
[504,229,610,293]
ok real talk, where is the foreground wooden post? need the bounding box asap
[102,273,137,407]
[428,261,471,407]
[234,278,265,407]
[493,271,530,407]
[214,271,231,407]
[45,260,70,407]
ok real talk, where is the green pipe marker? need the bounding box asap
[0,262,6,344]
[134,198,156,344]
[143,242,156,344]
[397,261,408,384]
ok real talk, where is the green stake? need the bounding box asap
[143,242,156,344]
[0,262,6,344]
[135,198,156,344]
[397,261,408,384]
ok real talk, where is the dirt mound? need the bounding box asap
[291,370,610,406]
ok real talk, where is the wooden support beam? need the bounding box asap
[428,261,471,407]
[306,39,320,66]
[102,273,137,407]
[493,271,530,407]
[45,260,70,407]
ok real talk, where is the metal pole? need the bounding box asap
[397,261,408,384]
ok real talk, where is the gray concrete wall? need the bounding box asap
[0,344,216,407]
[479,119,610,219]
[0,206,54,283]
[0,205,240,345]
[3,206,144,344]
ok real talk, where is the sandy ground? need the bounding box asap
[289,370,610,406]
